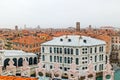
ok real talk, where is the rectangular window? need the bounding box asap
[76,58,79,65]
[102,55,103,60]
[64,48,67,54]
[60,48,62,53]
[95,65,97,71]
[42,55,45,61]
[99,55,101,61]
[60,57,62,63]
[57,48,59,53]
[71,49,73,55]
[57,56,59,62]
[68,48,70,54]
[54,48,56,53]
[50,56,52,62]
[50,65,52,69]
[95,47,97,53]
[95,56,97,62]
[54,56,56,62]
[64,67,67,71]
[76,49,79,55]
[50,47,52,53]
[101,46,103,52]
[64,57,67,63]
[101,64,103,70]
[42,47,44,53]
[90,48,92,53]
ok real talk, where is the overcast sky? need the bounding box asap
[0,0,120,29]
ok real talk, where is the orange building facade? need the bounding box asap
[12,36,44,53]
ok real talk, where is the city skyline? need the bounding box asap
[0,0,120,29]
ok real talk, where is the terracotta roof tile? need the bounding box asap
[12,36,44,44]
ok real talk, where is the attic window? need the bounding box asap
[60,38,63,41]
[68,39,71,42]
[83,40,87,43]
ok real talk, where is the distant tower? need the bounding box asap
[89,25,91,28]
[24,24,26,29]
[15,25,18,31]
[89,25,92,30]
[37,25,40,29]
[76,22,80,32]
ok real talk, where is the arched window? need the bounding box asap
[71,49,73,55]
[34,57,37,64]
[50,47,52,53]
[64,57,67,63]
[76,49,79,55]
[50,56,52,62]
[57,48,59,53]
[68,57,70,64]
[13,58,17,66]
[60,57,62,63]
[42,55,45,61]
[95,56,97,62]
[101,64,103,70]
[101,46,103,52]
[43,64,45,68]
[4,58,10,68]
[60,48,62,54]
[95,65,97,71]
[50,65,52,69]
[90,48,92,53]
[101,54,103,60]
[99,55,101,61]
[42,47,44,53]
[99,47,101,52]
[99,64,101,71]
[64,67,67,71]
[18,58,23,66]
[54,56,56,62]
[57,56,59,62]
[71,57,73,63]
[64,48,67,54]
[76,58,79,65]
[95,47,97,53]
[54,47,56,53]
[68,48,70,54]
[29,57,33,65]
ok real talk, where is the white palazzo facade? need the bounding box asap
[41,35,106,74]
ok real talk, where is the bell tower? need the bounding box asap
[76,22,80,32]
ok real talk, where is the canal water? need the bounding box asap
[38,69,120,80]
[114,69,120,80]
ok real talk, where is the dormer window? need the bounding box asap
[83,39,87,43]
[60,38,63,42]
[68,39,71,42]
